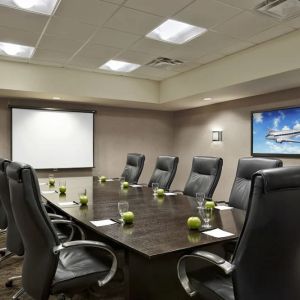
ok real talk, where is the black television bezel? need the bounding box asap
[9,105,96,170]
[251,105,300,158]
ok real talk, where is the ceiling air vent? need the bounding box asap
[146,57,183,69]
[255,0,300,19]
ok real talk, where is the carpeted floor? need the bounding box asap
[0,233,126,300]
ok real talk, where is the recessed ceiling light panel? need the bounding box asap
[99,60,141,73]
[0,0,59,15]
[0,42,35,58]
[146,19,207,44]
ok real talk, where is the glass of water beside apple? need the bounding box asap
[48,174,55,187]
[118,200,129,222]
[197,196,215,229]
[78,189,88,206]
[59,180,67,194]
[152,183,159,195]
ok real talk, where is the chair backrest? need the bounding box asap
[232,167,300,300]
[121,153,145,184]
[0,159,7,230]
[228,157,282,210]
[0,159,24,256]
[183,156,223,198]
[148,155,179,190]
[7,162,60,300]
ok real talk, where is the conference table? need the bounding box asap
[40,176,245,300]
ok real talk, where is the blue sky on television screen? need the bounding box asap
[252,107,300,154]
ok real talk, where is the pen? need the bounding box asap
[73,201,79,205]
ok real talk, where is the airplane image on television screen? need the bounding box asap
[252,107,300,156]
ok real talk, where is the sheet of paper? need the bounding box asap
[58,202,79,207]
[164,192,177,196]
[203,228,234,238]
[215,205,233,210]
[130,184,143,188]
[39,182,47,186]
[41,190,56,194]
[90,219,116,227]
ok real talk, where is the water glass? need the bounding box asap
[152,183,159,194]
[59,180,67,194]
[195,193,205,208]
[119,177,125,186]
[199,207,213,228]
[118,201,129,219]
[48,174,55,186]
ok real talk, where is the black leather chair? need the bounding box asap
[183,156,223,198]
[121,153,145,184]
[7,162,117,300]
[228,157,282,210]
[178,166,300,300]
[148,155,179,191]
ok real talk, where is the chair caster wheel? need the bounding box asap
[0,250,6,257]
[5,280,13,288]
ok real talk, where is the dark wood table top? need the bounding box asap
[40,176,245,259]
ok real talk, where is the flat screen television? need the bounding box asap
[251,106,300,157]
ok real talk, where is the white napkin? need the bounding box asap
[203,228,234,238]
[164,192,177,196]
[58,202,79,207]
[130,184,143,188]
[215,205,233,210]
[39,182,47,186]
[90,219,116,227]
[41,191,56,194]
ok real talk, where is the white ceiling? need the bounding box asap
[0,0,299,81]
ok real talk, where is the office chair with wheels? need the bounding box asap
[183,156,223,198]
[226,157,282,210]
[178,167,300,300]
[148,155,179,191]
[121,153,145,184]
[7,162,117,300]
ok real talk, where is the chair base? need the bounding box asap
[6,275,22,288]
[0,251,13,263]
[0,247,7,257]
[12,288,24,300]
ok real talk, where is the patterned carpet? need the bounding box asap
[0,233,125,300]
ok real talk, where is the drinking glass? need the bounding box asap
[120,177,125,186]
[152,183,159,195]
[199,207,213,228]
[59,180,67,194]
[48,174,55,186]
[118,201,129,221]
[195,193,205,208]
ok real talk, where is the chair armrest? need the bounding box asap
[53,240,117,287]
[43,203,56,214]
[51,219,85,241]
[48,213,65,219]
[177,250,234,297]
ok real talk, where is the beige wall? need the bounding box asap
[172,88,300,200]
[0,98,174,183]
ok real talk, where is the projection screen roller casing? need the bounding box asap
[12,108,94,169]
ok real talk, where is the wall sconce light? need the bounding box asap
[212,130,222,142]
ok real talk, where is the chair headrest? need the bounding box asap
[127,153,144,166]
[156,156,178,171]
[257,166,300,193]
[192,156,223,175]
[6,162,31,182]
[237,157,283,180]
[0,159,10,172]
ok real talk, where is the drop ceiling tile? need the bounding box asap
[45,16,97,42]
[214,11,278,39]
[116,50,157,65]
[105,7,163,35]
[55,0,119,26]
[0,26,40,46]
[91,28,141,48]
[285,16,300,29]
[197,52,224,64]
[68,55,106,69]
[218,0,262,10]
[130,38,174,56]
[104,0,125,4]
[32,49,70,63]
[248,24,294,44]
[220,40,254,55]
[131,65,178,79]
[38,35,84,54]
[174,0,242,28]
[124,0,193,17]
[168,61,202,73]
[76,43,121,59]
[0,6,48,33]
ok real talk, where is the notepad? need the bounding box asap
[39,182,47,186]
[164,192,177,196]
[130,184,143,188]
[215,205,233,210]
[41,191,56,194]
[203,228,234,238]
[58,202,79,207]
[90,219,116,227]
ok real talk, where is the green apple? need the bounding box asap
[157,188,165,196]
[49,178,55,186]
[122,211,134,224]
[99,176,107,182]
[59,186,66,194]
[122,181,129,189]
[187,216,201,230]
[205,201,215,209]
[79,195,88,205]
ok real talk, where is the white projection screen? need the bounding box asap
[12,108,94,169]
